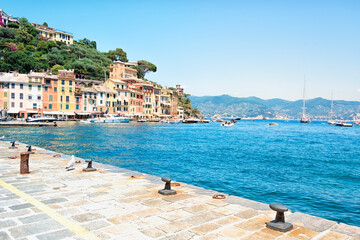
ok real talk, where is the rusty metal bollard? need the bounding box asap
[20,152,30,174]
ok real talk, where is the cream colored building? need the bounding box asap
[32,23,74,45]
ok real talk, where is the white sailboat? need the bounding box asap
[300,76,310,123]
[328,92,336,125]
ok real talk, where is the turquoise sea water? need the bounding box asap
[1,120,359,226]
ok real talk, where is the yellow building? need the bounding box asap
[32,23,74,45]
[57,70,76,117]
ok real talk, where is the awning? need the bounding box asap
[43,111,62,115]
[26,110,38,114]
[7,109,19,114]
[62,112,75,116]
[75,112,91,115]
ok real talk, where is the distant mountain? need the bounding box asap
[190,95,360,120]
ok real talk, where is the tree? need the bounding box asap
[137,60,157,78]
[130,65,144,79]
[0,51,41,73]
[7,22,19,29]
[51,64,65,75]
[77,38,97,49]
[43,22,48,27]
[107,48,128,62]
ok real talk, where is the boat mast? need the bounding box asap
[302,75,306,118]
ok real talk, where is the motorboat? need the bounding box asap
[148,118,161,122]
[137,119,148,123]
[182,118,199,123]
[327,120,336,125]
[269,122,278,126]
[86,114,130,123]
[167,119,180,124]
[199,119,210,123]
[26,115,57,122]
[336,122,353,127]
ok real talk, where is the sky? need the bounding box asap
[2,0,360,100]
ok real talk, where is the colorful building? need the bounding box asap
[32,23,74,45]
[57,70,76,118]
[42,74,59,116]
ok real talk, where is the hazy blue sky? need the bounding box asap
[2,0,359,100]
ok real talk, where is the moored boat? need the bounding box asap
[183,118,199,123]
[26,115,57,123]
[336,122,353,127]
[221,121,234,127]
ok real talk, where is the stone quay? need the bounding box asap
[0,140,359,239]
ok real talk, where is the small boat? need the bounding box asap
[336,122,353,127]
[300,77,310,123]
[168,120,180,124]
[0,117,12,121]
[269,122,278,126]
[80,120,91,124]
[148,118,161,122]
[199,119,210,123]
[137,119,148,123]
[26,115,57,123]
[327,120,336,125]
[221,121,234,127]
[87,114,130,123]
[183,118,199,123]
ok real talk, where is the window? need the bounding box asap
[49,95,53,101]
[62,87,65,92]
[20,93,23,99]
[66,104,69,110]
[49,104,52,109]
[76,97,79,102]
[60,96,63,101]
[37,96,41,100]
[20,84,23,89]
[69,80,72,86]
[4,102,7,108]
[100,100,103,104]
[11,83,15,89]
[11,93,15,99]
[69,87,72,92]
[66,96,69,102]
[11,102,15,108]
[33,103,37,109]
[4,92,7,97]
[44,86,48,91]
[54,87,57,92]
[76,105,79,110]
[20,102,23,108]
[29,85,32,90]
[46,80,50,84]
[28,95,32,100]
[38,85,41,91]
[100,93,103,97]
[60,104,62,109]
[61,80,65,85]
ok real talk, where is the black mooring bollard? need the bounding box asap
[82,159,96,172]
[26,145,34,154]
[9,141,17,149]
[158,177,176,195]
[266,203,293,232]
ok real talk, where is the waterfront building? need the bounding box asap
[0,72,28,118]
[177,107,184,119]
[32,23,74,45]
[153,86,161,116]
[93,85,106,113]
[176,84,184,97]
[42,74,59,116]
[26,72,44,117]
[79,86,97,113]
[128,85,143,117]
[57,70,76,118]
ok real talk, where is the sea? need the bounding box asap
[1,120,359,226]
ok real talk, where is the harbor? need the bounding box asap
[0,140,359,239]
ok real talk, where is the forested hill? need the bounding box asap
[190,95,360,120]
[0,17,155,79]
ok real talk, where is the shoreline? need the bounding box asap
[0,140,359,239]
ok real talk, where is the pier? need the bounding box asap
[0,140,359,239]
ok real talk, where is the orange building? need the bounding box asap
[109,61,137,80]
[128,85,143,117]
[42,74,59,115]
